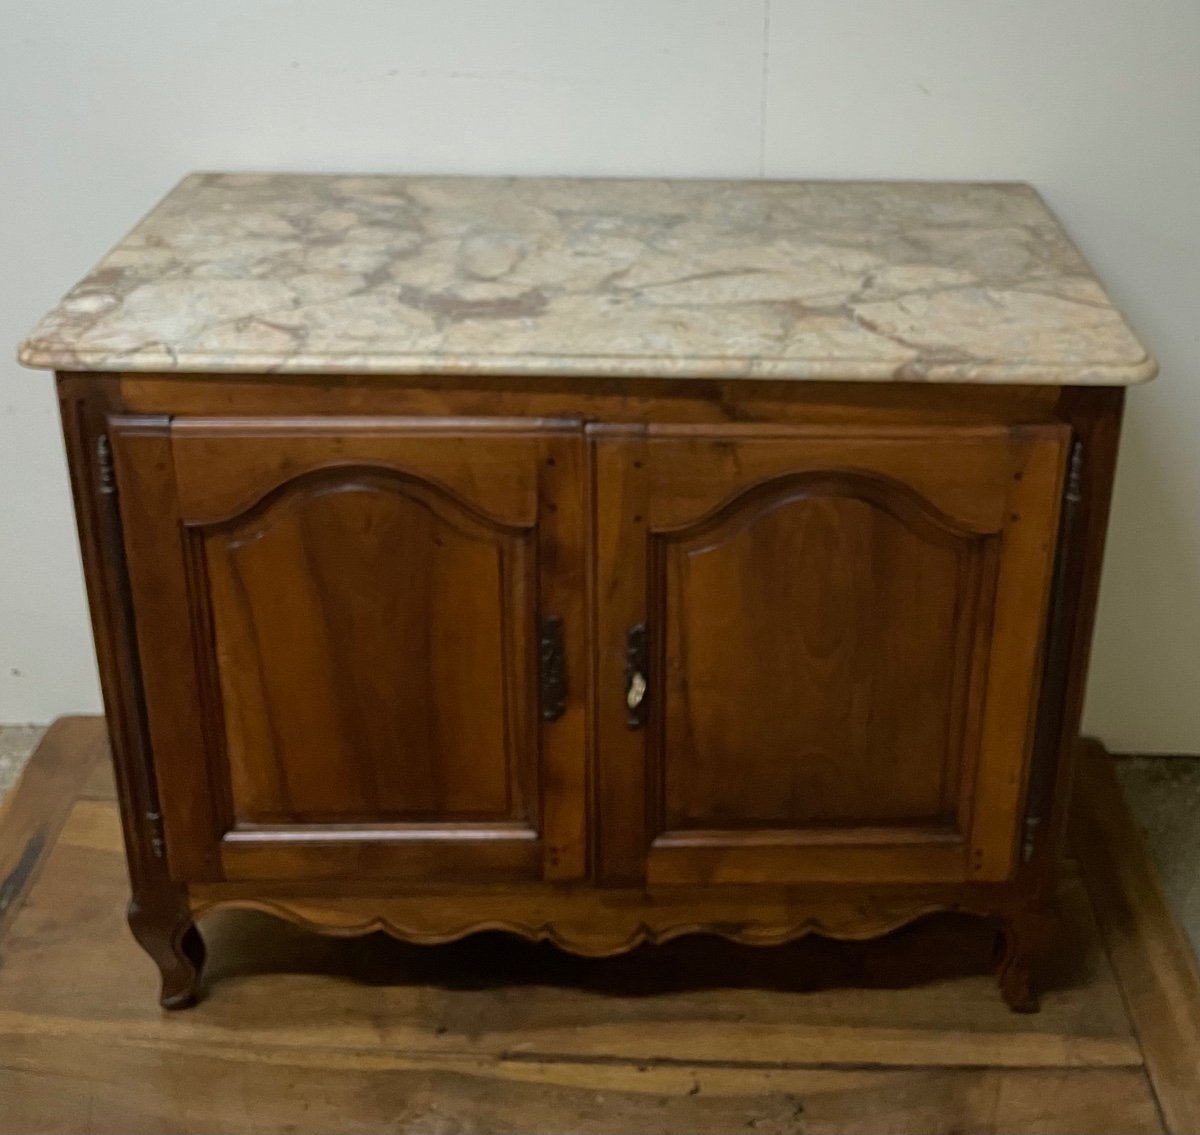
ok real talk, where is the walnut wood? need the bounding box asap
[186,880,1039,965]
[55,371,1126,1011]
[109,415,587,888]
[1027,389,1126,880]
[57,380,202,1008]
[594,422,1066,891]
[119,373,1063,423]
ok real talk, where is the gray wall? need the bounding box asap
[2,0,1197,750]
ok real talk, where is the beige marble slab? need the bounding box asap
[18,173,1155,385]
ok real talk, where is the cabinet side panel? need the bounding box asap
[968,428,1070,880]
[1023,389,1126,888]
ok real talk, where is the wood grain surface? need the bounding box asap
[593,422,1067,889]
[109,416,589,887]
[2,718,1194,1132]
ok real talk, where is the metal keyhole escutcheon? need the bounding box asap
[625,623,647,730]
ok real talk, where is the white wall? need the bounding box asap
[1,0,1197,750]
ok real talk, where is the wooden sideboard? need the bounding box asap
[21,175,1155,1010]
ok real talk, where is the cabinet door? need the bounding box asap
[593,422,1069,886]
[109,416,586,885]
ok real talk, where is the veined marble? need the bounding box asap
[18,173,1156,385]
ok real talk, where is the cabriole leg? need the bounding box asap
[996,905,1058,1013]
[128,891,206,1010]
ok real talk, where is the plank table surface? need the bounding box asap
[0,717,1195,1133]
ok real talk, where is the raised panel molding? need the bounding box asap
[185,466,536,832]
[652,468,1000,542]
[183,461,534,537]
[646,468,999,845]
[169,416,557,528]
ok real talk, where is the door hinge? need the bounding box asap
[96,434,116,495]
[1021,816,1041,864]
[146,808,166,859]
[1065,438,1084,506]
[1021,437,1086,863]
[625,623,648,730]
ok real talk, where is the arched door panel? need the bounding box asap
[593,422,1069,886]
[110,416,587,885]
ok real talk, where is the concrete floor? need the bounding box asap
[1115,755,1200,953]
[0,724,46,798]
[1,724,1196,958]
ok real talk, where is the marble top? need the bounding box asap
[18,173,1155,385]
